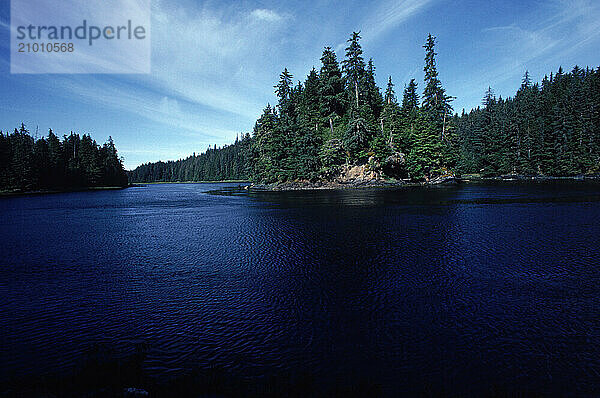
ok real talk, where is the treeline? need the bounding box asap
[0,124,128,191]
[129,32,600,183]
[245,32,455,182]
[130,32,455,183]
[128,136,250,182]
[456,67,600,176]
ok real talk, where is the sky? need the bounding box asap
[1,0,600,170]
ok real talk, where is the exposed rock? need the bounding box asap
[246,158,462,191]
[335,163,382,183]
[427,173,458,185]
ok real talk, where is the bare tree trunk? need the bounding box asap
[517,130,521,160]
[355,81,359,108]
[527,126,531,159]
[442,113,446,141]
[329,118,334,136]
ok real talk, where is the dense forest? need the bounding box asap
[128,136,250,183]
[457,68,600,176]
[0,124,128,191]
[128,32,600,183]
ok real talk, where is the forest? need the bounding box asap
[128,31,599,183]
[0,124,128,191]
[128,137,250,183]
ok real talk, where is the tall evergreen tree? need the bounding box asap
[275,68,294,114]
[422,34,453,136]
[341,31,366,109]
[0,125,128,191]
[127,33,600,185]
[401,79,420,117]
[364,58,384,121]
[319,47,346,138]
[384,76,397,106]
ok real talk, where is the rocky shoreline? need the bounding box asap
[246,174,600,191]
[247,176,458,191]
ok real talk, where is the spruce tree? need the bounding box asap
[341,31,366,109]
[319,47,346,138]
[365,58,384,121]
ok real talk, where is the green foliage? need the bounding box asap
[275,68,294,111]
[319,47,346,139]
[455,66,600,176]
[344,111,372,163]
[0,125,128,191]
[365,59,384,121]
[320,138,345,178]
[129,134,250,183]
[401,79,420,113]
[131,33,600,185]
[341,31,366,109]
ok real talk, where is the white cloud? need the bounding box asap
[158,97,183,118]
[54,75,238,141]
[361,0,436,43]
[482,0,600,79]
[453,0,600,112]
[147,1,290,119]
[250,9,284,23]
[36,1,292,145]
[332,0,435,53]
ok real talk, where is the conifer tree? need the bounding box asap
[125,33,600,184]
[365,58,384,121]
[384,76,396,106]
[341,31,366,109]
[319,47,346,138]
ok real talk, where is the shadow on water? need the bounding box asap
[2,181,600,397]
[2,344,536,397]
[1,343,385,397]
[209,180,600,208]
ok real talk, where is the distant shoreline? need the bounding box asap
[4,176,599,197]
[130,180,249,185]
[0,186,128,198]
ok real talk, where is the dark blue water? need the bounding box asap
[1,182,600,396]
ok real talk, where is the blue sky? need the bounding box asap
[1,0,600,169]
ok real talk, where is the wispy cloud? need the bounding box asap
[250,9,285,23]
[361,0,436,43]
[333,0,435,53]
[454,0,600,111]
[147,1,289,119]
[1,0,302,167]
[53,75,239,141]
[28,1,292,142]
[481,25,559,70]
[489,0,599,71]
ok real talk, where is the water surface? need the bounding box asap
[1,182,600,396]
